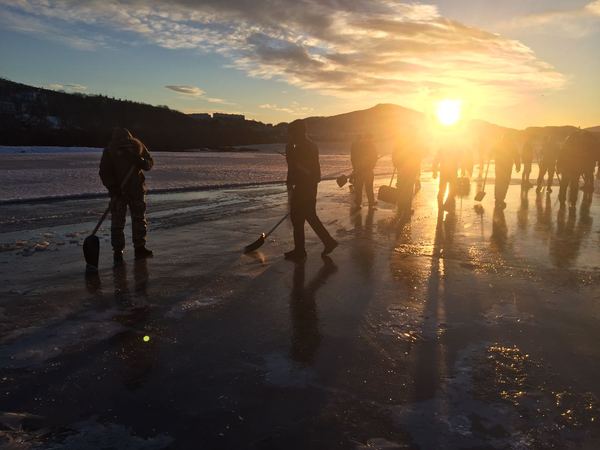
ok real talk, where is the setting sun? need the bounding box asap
[436,99,462,126]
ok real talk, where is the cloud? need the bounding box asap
[1,0,568,107]
[164,85,234,105]
[259,102,314,116]
[500,1,600,38]
[165,85,205,96]
[46,83,87,92]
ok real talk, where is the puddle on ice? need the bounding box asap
[0,309,127,369]
[262,353,316,388]
[165,296,221,319]
[0,416,173,449]
[393,343,600,449]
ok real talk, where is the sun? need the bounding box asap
[436,99,462,126]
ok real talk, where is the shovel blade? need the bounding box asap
[336,175,348,188]
[243,234,266,254]
[83,235,100,270]
[474,191,486,202]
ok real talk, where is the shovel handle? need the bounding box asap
[90,165,137,237]
[389,167,396,187]
[265,213,290,238]
[482,159,491,191]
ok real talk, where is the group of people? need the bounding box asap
[98,124,597,265]
[350,128,599,218]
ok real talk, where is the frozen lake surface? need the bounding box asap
[0,144,394,202]
[1,150,600,449]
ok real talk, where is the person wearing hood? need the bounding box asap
[285,120,338,262]
[99,127,154,265]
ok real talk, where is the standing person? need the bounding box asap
[536,135,559,193]
[432,140,459,211]
[99,128,154,265]
[521,136,534,189]
[393,131,422,220]
[558,130,595,210]
[493,133,521,210]
[350,133,378,209]
[285,120,338,262]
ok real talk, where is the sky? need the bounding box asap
[0,0,598,128]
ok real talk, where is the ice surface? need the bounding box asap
[1,152,600,448]
[0,144,394,202]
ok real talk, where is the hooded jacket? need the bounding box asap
[99,128,154,194]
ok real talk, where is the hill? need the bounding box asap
[586,126,600,134]
[0,78,286,150]
[304,103,423,141]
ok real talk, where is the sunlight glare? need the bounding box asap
[436,99,462,126]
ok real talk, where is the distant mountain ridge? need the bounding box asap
[0,77,596,150]
[0,78,286,150]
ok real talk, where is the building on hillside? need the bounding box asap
[0,101,16,114]
[189,113,212,121]
[213,112,245,122]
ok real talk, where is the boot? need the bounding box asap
[113,250,124,267]
[322,239,339,256]
[284,249,307,262]
[135,246,154,260]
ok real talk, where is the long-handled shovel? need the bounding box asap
[244,213,290,253]
[474,160,491,202]
[83,166,136,272]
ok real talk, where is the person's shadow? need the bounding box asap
[491,207,508,251]
[289,257,338,365]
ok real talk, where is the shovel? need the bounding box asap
[474,160,490,202]
[244,213,290,253]
[83,166,136,272]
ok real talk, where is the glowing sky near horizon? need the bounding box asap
[0,0,598,128]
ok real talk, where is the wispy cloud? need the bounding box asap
[165,85,205,96]
[259,102,314,117]
[164,85,234,105]
[500,1,600,38]
[1,0,568,107]
[46,83,87,93]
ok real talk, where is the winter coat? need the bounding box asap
[99,128,154,195]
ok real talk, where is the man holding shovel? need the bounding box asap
[99,128,154,265]
[285,120,338,262]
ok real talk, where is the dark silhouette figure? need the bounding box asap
[350,133,378,209]
[536,135,558,193]
[521,137,534,189]
[493,134,521,210]
[393,133,423,221]
[557,130,596,210]
[290,257,338,364]
[432,142,459,211]
[99,127,154,265]
[285,120,338,261]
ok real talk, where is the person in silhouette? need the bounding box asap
[557,130,592,211]
[350,133,378,209]
[393,131,423,220]
[536,135,559,193]
[285,120,338,261]
[99,127,154,265]
[493,133,521,210]
[432,141,459,211]
[521,136,534,189]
